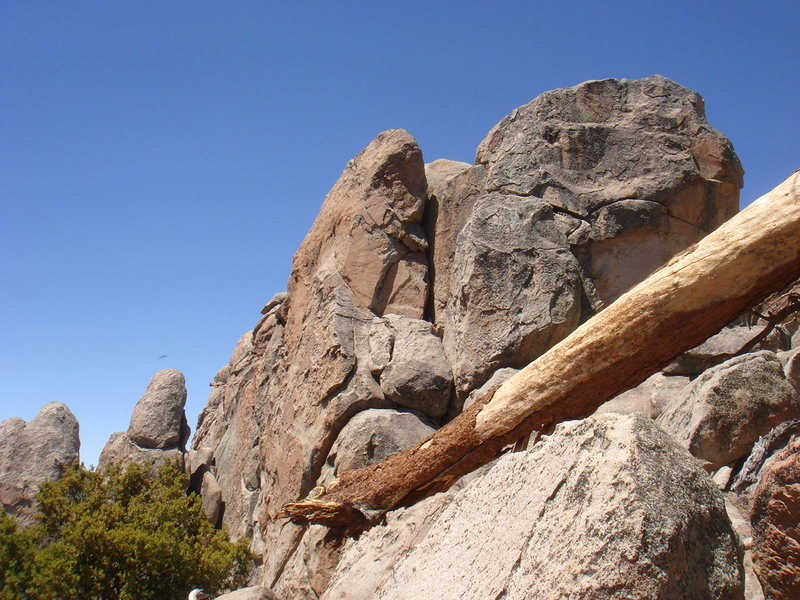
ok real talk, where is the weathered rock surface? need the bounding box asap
[319,408,435,484]
[462,366,519,412]
[372,315,452,417]
[98,369,189,472]
[750,435,800,600]
[193,130,442,591]
[97,431,185,472]
[0,403,80,525]
[595,371,690,419]
[323,414,744,600]
[443,194,582,396]
[191,77,745,594]
[277,408,436,599]
[428,75,741,400]
[128,369,189,449]
[656,351,800,470]
[664,324,790,376]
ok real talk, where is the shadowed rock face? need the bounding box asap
[0,402,79,525]
[191,76,744,596]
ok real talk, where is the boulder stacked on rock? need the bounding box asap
[98,368,190,471]
[0,402,80,526]
[189,75,758,598]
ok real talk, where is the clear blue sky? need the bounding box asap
[1,1,798,466]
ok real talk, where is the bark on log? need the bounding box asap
[280,170,800,529]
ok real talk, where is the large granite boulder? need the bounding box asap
[128,369,188,449]
[0,403,80,525]
[98,369,190,472]
[371,315,453,417]
[656,351,800,470]
[323,414,744,599]
[443,194,582,397]
[429,75,741,400]
[750,434,800,600]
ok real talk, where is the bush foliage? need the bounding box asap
[0,460,252,600]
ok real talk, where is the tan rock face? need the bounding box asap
[323,414,744,600]
[0,403,80,526]
[193,129,434,590]
[98,369,190,474]
[750,436,800,600]
[191,77,744,594]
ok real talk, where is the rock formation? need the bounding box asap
[324,414,743,600]
[0,402,80,525]
[98,369,190,472]
[187,75,761,597]
[5,75,799,599]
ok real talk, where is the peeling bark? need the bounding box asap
[280,170,800,529]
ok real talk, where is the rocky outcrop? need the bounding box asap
[656,351,800,470]
[750,435,800,600]
[430,75,742,398]
[0,402,80,525]
[191,76,745,594]
[98,369,189,471]
[323,414,744,600]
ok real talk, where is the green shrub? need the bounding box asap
[0,460,253,600]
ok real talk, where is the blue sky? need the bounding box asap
[1,1,798,466]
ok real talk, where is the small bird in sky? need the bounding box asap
[158,354,169,359]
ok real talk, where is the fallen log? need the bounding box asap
[280,169,800,528]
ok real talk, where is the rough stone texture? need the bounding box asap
[462,367,519,412]
[323,414,744,600]
[0,403,80,525]
[98,369,190,474]
[318,408,436,485]
[190,78,744,594]
[373,315,453,417]
[440,75,743,310]
[276,408,436,600]
[657,351,800,470]
[664,325,790,376]
[427,75,741,400]
[214,586,280,600]
[97,431,184,472]
[594,371,690,419]
[193,130,438,592]
[128,369,189,449]
[443,194,582,397]
[750,435,800,600]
